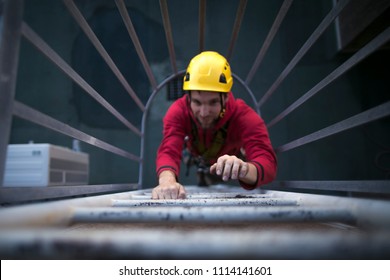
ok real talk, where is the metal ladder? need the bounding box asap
[1,185,389,259]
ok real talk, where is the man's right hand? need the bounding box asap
[152,170,186,199]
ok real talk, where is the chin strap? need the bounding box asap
[219,92,226,118]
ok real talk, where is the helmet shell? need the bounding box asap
[183,51,233,93]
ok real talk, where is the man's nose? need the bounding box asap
[199,105,209,116]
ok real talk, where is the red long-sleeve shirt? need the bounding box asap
[156,92,277,189]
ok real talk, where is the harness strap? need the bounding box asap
[190,118,229,163]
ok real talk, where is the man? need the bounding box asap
[152,51,277,199]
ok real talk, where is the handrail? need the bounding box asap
[159,0,178,74]
[115,0,158,90]
[245,0,293,85]
[267,26,390,128]
[21,22,142,136]
[275,101,390,153]
[226,0,248,60]
[0,0,23,185]
[13,101,141,162]
[257,0,351,108]
[63,0,145,112]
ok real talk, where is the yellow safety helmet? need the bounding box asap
[183,51,233,93]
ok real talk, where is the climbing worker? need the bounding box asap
[152,51,277,199]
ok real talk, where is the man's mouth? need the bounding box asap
[199,117,211,123]
[198,117,214,128]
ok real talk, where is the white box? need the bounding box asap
[3,143,89,187]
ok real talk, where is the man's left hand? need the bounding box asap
[209,155,249,181]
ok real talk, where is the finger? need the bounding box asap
[231,159,241,179]
[209,163,217,174]
[162,191,171,200]
[165,187,176,199]
[152,186,174,200]
[178,185,186,199]
[151,189,158,199]
[216,155,228,175]
[222,159,234,181]
[239,162,248,178]
[168,184,183,199]
[152,188,164,200]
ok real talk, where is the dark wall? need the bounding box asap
[8,0,390,188]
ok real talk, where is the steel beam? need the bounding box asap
[63,0,145,112]
[111,197,297,207]
[275,101,390,153]
[0,228,388,259]
[265,180,390,194]
[268,26,390,128]
[130,192,271,200]
[0,191,135,228]
[0,0,23,186]
[245,0,293,84]
[159,0,177,74]
[21,23,141,136]
[115,0,157,89]
[138,70,185,186]
[226,0,248,60]
[258,0,351,107]
[0,184,138,204]
[13,101,141,162]
[72,206,355,224]
[232,73,261,115]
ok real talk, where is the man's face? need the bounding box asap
[190,91,226,129]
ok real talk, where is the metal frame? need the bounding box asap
[1,228,389,259]
[0,0,389,202]
[0,185,389,258]
[0,1,389,260]
[0,0,24,187]
[257,0,351,107]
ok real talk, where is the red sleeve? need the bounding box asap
[234,102,277,190]
[156,98,188,179]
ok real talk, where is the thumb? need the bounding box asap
[209,163,217,174]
